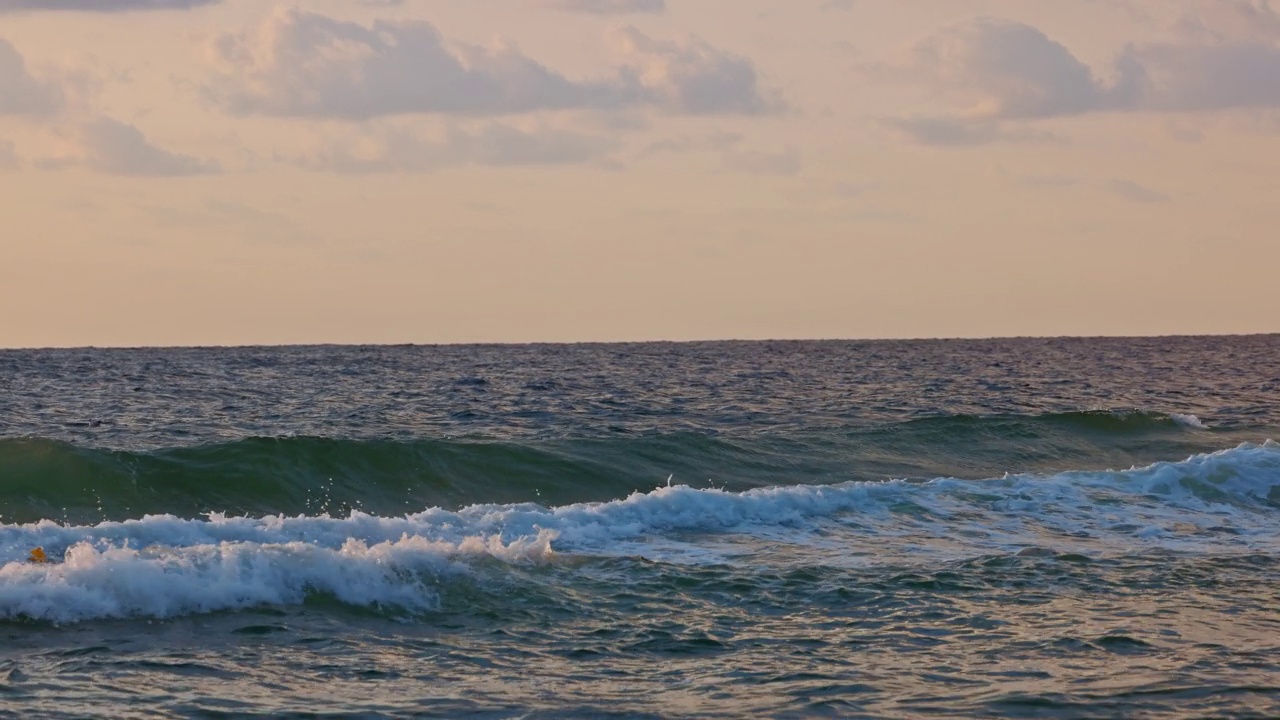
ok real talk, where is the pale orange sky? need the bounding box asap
[1,0,1277,347]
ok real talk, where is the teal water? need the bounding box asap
[1,337,1278,717]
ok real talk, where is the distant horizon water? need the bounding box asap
[5,329,1278,352]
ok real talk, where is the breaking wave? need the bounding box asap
[2,442,1276,624]
[0,409,1228,524]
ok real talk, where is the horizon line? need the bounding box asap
[2,331,1277,352]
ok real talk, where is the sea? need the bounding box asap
[1,336,1278,718]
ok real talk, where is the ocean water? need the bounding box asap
[1,336,1278,718]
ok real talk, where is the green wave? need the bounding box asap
[0,410,1255,524]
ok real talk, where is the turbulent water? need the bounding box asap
[1,337,1278,718]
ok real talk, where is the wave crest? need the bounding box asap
[0,409,1231,524]
[1,442,1276,623]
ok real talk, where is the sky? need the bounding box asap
[1,0,1277,347]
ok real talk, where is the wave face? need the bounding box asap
[3,442,1277,623]
[0,409,1241,524]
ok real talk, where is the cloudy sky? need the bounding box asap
[2,0,1277,347]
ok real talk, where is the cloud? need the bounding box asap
[43,117,220,176]
[1018,174,1078,187]
[1121,42,1280,113]
[610,26,782,115]
[0,139,17,168]
[1174,0,1280,44]
[887,116,1067,146]
[207,9,776,119]
[639,135,700,156]
[887,18,1120,120]
[1106,179,1170,204]
[1163,120,1206,143]
[0,0,219,11]
[634,130,722,154]
[207,9,626,119]
[883,7,1280,134]
[536,0,665,14]
[0,38,64,115]
[636,131,799,174]
[721,145,802,176]
[300,123,617,173]
[141,199,308,244]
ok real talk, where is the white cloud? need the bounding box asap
[300,122,617,173]
[610,26,782,115]
[536,0,664,14]
[882,6,1280,143]
[0,0,219,11]
[0,38,64,115]
[1,39,212,177]
[208,9,633,119]
[44,117,220,176]
[206,9,777,119]
[887,18,1120,120]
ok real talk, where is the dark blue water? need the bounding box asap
[1,337,1278,717]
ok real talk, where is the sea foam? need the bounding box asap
[1170,413,1211,429]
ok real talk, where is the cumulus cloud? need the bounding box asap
[0,0,219,11]
[536,0,664,14]
[883,5,1280,143]
[610,26,781,115]
[300,123,616,173]
[207,9,630,119]
[206,9,777,119]
[0,38,63,115]
[886,19,1122,120]
[45,117,220,176]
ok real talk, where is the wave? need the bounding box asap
[1169,413,1211,430]
[884,409,1212,434]
[0,435,644,525]
[1,442,1277,624]
[0,532,556,624]
[0,409,1237,524]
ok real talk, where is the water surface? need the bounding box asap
[2,337,1278,717]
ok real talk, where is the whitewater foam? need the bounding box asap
[1170,413,1211,430]
[0,532,556,624]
